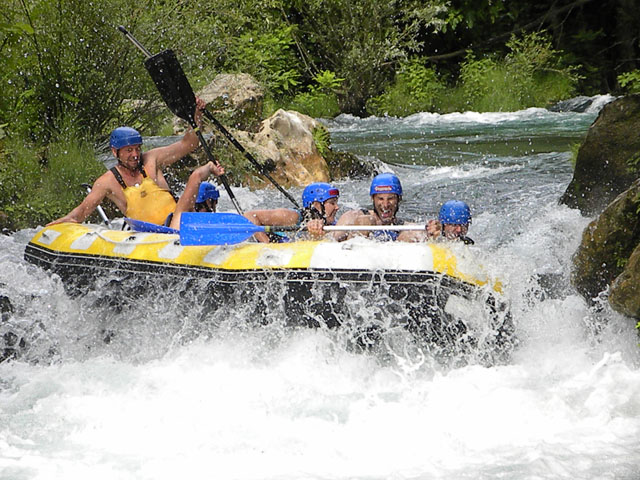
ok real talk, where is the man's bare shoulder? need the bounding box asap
[92,169,120,195]
[336,208,371,225]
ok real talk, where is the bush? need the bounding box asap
[285,70,344,118]
[618,70,640,94]
[0,124,105,229]
[453,32,579,112]
[367,61,446,116]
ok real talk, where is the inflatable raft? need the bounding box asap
[24,222,514,361]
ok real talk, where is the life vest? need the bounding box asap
[361,208,403,242]
[110,166,176,225]
[266,210,303,243]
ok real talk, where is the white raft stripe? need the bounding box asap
[38,229,62,246]
[70,232,99,251]
[203,245,235,265]
[309,239,435,271]
[113,233,151,255]
[158,241,185,260]
[256,248,295,267]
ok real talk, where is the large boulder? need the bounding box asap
[560,95,640,216]
[609,242,640,318]
[571,178,640,306]
[170,73,375,189]
[199,73,264,131]
[237,109,330,188]
[191,109,348,189]
[176,73,265,132]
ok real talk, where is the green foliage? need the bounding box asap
[1,0,179,143]
[618,70,640,94]
[229,26,301,95]
[312,125,331,157]
[367,60,446,116]
[288,0,448,114]
[286,71,344,118]
[569,142,582,168]
[0,124,104,228]
[451,31,580,112]
[366,31,580,115]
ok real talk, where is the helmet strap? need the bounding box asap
[304,205,326,224]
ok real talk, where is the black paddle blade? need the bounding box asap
[144,49,196,124]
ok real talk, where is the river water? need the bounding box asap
[2,95,639,479]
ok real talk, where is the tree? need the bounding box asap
[285,0,449,114]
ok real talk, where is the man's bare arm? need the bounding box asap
[47,178,112,225]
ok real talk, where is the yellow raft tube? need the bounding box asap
[24,223,501,292]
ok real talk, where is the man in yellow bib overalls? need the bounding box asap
[48,98,223,229]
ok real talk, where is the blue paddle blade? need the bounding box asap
[125,218,179,234]
[179,212,264,245]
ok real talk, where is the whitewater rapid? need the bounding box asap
[2,99,639,479]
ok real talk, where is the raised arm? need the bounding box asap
[151,98,207,169]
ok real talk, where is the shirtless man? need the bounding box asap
[332,172,404,242]
[48,99,223,229]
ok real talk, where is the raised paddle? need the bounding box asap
[179,212,429,246]
[118,26,300,210]
[117,26,244,215]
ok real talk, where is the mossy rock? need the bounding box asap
[571,178,640,304]
[609,243,640,318]
[560,95,640,215]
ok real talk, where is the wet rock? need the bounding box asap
[548,95,595,113]
[0,294,25,363]
[0,211,15,234]
[609,242,640,318]
[190,109,375,189]
[198,73,264,132]
[560,95,640,216]
[1,331,26,363]
[571,179,640,307]
[0,293,14,322]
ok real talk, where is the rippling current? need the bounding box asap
[1,95,639,479]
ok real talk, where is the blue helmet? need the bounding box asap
[302,182,339,208]
[370,173,402,196]
[110,127,142,150]
[439,200,472,225]
[196,182,220,203]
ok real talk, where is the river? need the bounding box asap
[1,95,639,479]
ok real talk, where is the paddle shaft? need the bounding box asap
[117,26,244,214]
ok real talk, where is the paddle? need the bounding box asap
[118,26,300,211]
[117,26,244,215]
[179,212,429,246]
[124,218,179,234]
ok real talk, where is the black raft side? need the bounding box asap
[23,240,516,363]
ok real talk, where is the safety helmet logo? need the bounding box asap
[369,173,403,196]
